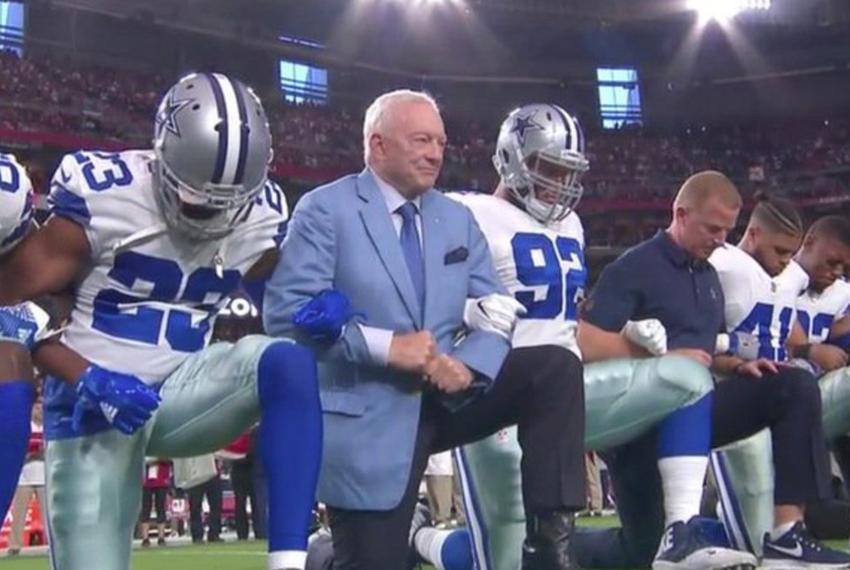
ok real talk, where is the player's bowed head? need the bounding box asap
[152,72,273,241]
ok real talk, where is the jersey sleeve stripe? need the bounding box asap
[274,220,288,248]
[48,184,91,226]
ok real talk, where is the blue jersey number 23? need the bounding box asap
[92,251,240,352]
[512,232,586,321]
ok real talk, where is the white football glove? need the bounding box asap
[464,294,527,341]
[622,319,668,356]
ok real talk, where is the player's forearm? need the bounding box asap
[577,322,647,362]
[712,354,745,376]
[33,340,90,385]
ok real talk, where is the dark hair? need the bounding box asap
[807,215,850,246]
[751,192,803,236]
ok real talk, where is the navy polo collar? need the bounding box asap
[653,230,709,270]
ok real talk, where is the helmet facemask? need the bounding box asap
[153,155,264,241]
[499,146,589,224]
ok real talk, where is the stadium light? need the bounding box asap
[688,0,771,23]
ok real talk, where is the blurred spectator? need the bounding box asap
[139,458,172,547]
[0,49,849,248]
[224,430,267,540]
[173,454,222,544]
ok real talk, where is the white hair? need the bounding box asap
[362,89,440,163]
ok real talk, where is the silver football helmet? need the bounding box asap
[153,72,273,240]
[0,153,34,256]
[493,103,589,223]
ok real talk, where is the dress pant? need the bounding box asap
[328,346,586,569]
[188,475,222,542]
[231,458,258,540]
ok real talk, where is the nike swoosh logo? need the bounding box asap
[770,543,804,558]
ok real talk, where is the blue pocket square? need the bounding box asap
[444,247,469,265]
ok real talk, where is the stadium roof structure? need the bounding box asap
[45,0,850,81]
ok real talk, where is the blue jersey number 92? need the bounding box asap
[511,232,586,321]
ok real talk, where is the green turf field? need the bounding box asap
[1,517,846,569]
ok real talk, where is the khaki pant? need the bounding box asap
[8,484,47,550]
[425,475,455,524]
[586,452,603,512]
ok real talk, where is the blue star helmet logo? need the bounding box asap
[511,112,544,146]
[156,93,193,138]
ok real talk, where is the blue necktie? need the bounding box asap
[397,202,425,312]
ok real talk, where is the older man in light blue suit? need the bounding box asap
[264,90,573,569]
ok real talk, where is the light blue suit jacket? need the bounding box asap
[263,169,510,510]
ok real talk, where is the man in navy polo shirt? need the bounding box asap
[574,171,839,570]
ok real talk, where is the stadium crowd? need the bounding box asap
[0,50,848,205]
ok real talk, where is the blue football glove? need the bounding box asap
[72,364,161,435]
[0,301,51,350]
[293,289,361,344]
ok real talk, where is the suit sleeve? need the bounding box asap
[449,209,511,383]
[262,191,374,365]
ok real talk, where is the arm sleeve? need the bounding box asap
[262,191,374,365]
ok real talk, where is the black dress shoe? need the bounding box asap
[521,510,581,570]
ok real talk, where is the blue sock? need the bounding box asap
[657,392,713,457]
[0,380,34,520]
[441,528,474,570]
[258,342,322,556]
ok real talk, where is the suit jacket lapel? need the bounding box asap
[420,190,446,329]
[356,170,422,328]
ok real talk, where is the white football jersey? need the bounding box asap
[709,245,808,361]
[795,265,850,344]
[449,192,585,358]
[0,152,34,255]
[48,150,287,383]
